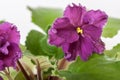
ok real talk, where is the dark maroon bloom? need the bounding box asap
[0,22,22,70]
[48,3,108,61]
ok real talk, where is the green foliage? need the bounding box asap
[54,47,64,59]
[25,30,45,56]
[102,18,120,38]
[25,30,63,59]
[105,44,120,59]
[14,71,26,80]
[40,36,58,57]
[26,7,64,59]
[28,7,62,32]
[0,20,4,24]
[59,54,120,80]
[40,36,64,59]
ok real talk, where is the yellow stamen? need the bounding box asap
[76,27,83,34]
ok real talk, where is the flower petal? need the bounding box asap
[83,25,105,54]
[83,10,108,28]
[61,36,104,61]
[8,26,20,44]
[64,3,86,26]
[0,22,20,44]
[83,25,102,40]
[62,43,78,61]
[93,39,105,54]
[3,43,22,68]
[48,29,64,46]
[62,36,94,61]
[0,42,10,55]
[79,36,94,61]
[48,17,79,46]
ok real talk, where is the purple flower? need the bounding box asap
[0,22,22,70]
[48,3,108,61]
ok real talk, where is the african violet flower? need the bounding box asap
[48,3,108,61]
[0,22,22,70]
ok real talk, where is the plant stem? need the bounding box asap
[36,59,42,80]
[22,62,35,79]
[17,60,31,80]
[58,58,68,70]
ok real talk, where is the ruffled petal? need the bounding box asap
[0,22,11,30]
[83,10,108,28]
[79,36,93,61]
[83,25,102,40]
[48,17,79,46]
[62,42,78,61]
[61,35,104,61]
[3,43,22,68]
[0,22,20,44]
[93,39,105,54]
[48,29,64,46]
[62,36,94,61]
[0,42,10,55]
[83,25,105,54]
[64,3,86,26]
[8,26,20,44]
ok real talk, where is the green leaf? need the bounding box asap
[59,54,120,80]
[40,36,64,59]
[0,20,5,24]
[55,47,64,59]
[25,30,64,59]
[40,36,58,56]
[105,44,120,60]
[28,7,62,32]
[25,30,45,55]
[14,71,26,80]
[102,18,120,38]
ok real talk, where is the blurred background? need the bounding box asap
[0,0,120,49]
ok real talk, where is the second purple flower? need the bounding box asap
[48,3,108,61]
[0,22,22,70]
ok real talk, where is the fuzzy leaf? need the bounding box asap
[25,30,64,59]
[59,54,120,80]
[105,44,120,59]
[40,36,64,59]
[28,7,62,32]
[14,71,26,80]
[25,30,45,55]
[102,18,120,38]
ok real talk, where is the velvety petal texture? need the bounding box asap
[49,17,79,46]
[48,3,108,61]
[0,22,22,71]
[64,3,86,26]
[83,10,108,28]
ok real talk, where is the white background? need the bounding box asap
[0,0,120,49]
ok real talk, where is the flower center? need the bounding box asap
[76,27,83,34]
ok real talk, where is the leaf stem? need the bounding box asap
[58,58,68,70]
[36,59,42,80]
[17,60,31,80]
